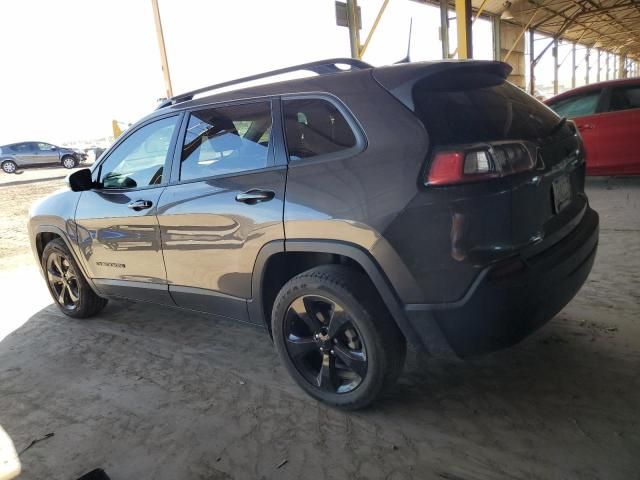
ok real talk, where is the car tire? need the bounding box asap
[272,265,406,410]
[62,155,77,169]
[1,160,17,174]
[41,238,107,318]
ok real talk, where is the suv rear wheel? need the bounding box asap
[42,238,107,318]
[1,160,17,174]
[272,265,406,409]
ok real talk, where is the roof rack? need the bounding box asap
[156,58,372,109]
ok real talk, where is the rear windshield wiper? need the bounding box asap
[548,116,567,136]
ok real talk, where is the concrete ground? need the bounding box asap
[0,176,638,480]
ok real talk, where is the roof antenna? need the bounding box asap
[395,17,413,64]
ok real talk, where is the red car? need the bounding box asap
[545,78,640,176]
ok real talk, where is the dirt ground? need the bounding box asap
[0,176,638,480]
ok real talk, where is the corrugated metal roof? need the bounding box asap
[425,0,640,60]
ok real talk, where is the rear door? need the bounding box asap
[157,98,286,322]
[594,84,640,175]
[12,142,38,165]
[546,89,604,171]
[74,113,181,304]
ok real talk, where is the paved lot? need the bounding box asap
[0,176,638,479]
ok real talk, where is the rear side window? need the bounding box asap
[413,78,562,145]
[180,102,271,181]
[548,91,601,118]
[608,86,640,112]
[283,98,357,160]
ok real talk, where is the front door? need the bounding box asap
[75,114,181,304]
[34,142,60,165]
[157,99,286,322]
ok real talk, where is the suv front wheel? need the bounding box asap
[42,238,107,318]
[272,265,406,409]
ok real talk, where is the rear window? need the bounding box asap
[283,98,358,160]
[413,78,561,145]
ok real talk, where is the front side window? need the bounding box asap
[37,143,56,151]
[180,102,272,181]
[608,86,640,112]
[283,98,357,160]
[99,116,178,189]
[548,91,601,119]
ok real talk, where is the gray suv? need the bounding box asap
[28,59,599,409]
[1,141,86,173]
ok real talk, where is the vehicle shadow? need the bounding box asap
[1,300,638,479]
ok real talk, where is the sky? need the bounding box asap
[0,0,580,146]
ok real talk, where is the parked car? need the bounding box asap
[0,141,87,173]
[28,59,599,409]
[545,78,640,176]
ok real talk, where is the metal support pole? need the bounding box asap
[455,0,473,59]
[359,0,390,58]
[585,48,590,84]
[151,0,173,99]
[597,49,601,82]
[346,0,361,59]
[493,15,501,61]
[571,43,576,88]
[529,29,535,95]
[553,39,559,95]
[619,54,626,78]
[440,0,450,59]
[606,53,610,80]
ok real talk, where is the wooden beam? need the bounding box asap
[151,0,173,99]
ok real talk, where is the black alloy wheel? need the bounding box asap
[41,238,107,318]
[283,295,368,394]
[46,251,80,311]
[272,265,406,409]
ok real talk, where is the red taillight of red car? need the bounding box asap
[426,142,536,186]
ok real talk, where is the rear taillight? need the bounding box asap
[426,142,536,186]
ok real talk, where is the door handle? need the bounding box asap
[127,199,153,211]
[577,124,594,130]
[235,189,275,205]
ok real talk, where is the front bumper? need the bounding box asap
[405,206,599,357]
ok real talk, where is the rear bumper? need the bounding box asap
[405,206,599,357]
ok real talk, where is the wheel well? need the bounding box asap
[36,232,62,261]
[260,251,367,335]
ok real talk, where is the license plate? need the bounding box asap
[552,175,572,214]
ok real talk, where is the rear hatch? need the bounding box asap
[374,61,587,255]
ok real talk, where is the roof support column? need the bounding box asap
[585,48,590,85]
[619,54,626,78]
[571,43,576,88]
[346,0,361,59]
[440,0,450,59]
[606,53,610,80]
[492,16,500,61]
[151,0,173,99]
[553,39,559,95]
[529,29,535,95]
[597,49,601,82]
[455,0,473,59]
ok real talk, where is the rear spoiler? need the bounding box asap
[372,60,512,111]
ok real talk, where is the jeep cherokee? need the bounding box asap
[28,58,599,409]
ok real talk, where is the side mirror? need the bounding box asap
[67,168,94,192]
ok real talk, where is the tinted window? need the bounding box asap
[413,79,563,145]
[12,143,33,154]
[609,86,640,112]
[549,91,601,118]
[37,142,56,151]
[180,102,271,181]
[283,98,357,160]
[99,116,178,189]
